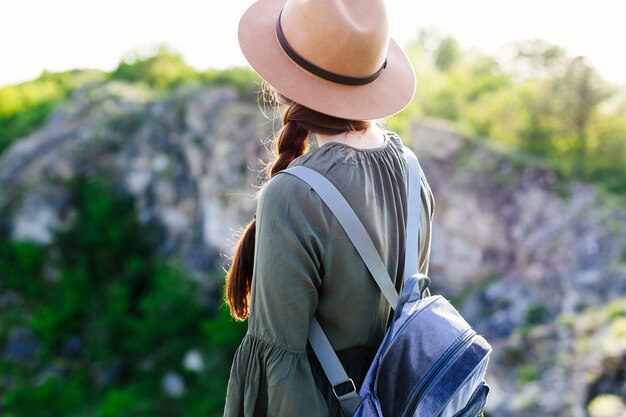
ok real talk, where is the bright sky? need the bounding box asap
[2,0,625,88]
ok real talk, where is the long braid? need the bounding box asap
[269,103,310,177]
[225,98,368,321]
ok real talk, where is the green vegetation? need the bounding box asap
[0,178,245,416]
[0,46,259,159]
[402,32,626,193]
[109,45,259,100]
[525,304,548,325]
[561,299,626,414]
[448,274,501,309]
[569,297,626,332]
[500,345,526,366]
[517,363,540,386]
[0,69,102,155]
[109,46,200,91]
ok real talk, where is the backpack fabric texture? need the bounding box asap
[280,146,492,417]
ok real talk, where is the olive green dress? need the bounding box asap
[224,132,435,417]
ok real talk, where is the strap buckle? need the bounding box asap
[332,379,357,401]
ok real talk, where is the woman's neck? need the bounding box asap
[315,123,387,149]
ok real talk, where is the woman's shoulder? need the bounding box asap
[257,170,321,213]
[256,169,334,239]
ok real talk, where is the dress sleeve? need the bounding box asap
[224,173,330,417]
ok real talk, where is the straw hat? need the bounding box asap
[238,0,416,120]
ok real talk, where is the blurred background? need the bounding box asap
[1,1,625,416]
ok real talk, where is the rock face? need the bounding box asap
[412,120,626,317]
[0,81,271,279]
[1,81,625,416]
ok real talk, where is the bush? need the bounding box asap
[109,46,200,92]
[0,178,246,416]
[0,70,99,155]
[200,67,259,101]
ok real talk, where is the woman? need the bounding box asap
[224,0,435,416]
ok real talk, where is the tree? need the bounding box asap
[109,45,199,91]
[506,39,568,80]
[554,56,612,174]
[435,37,461,72]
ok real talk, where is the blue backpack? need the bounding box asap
[281,146,492,417]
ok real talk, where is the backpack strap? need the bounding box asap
[308,318,364,415]
[281,145,423,306]
[282,165,401,308]
[279,145,423,415]
[403,146,422,282]
[402,146,431,301]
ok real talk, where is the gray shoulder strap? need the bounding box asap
[308,318,364,414]
[281,146,423,304]
[403,146,422,281]
[281,166,400,308]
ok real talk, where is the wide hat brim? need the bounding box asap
[238,0,416,121]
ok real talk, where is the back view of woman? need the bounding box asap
[224,0,435,415]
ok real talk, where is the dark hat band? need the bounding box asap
[275,9,387,86]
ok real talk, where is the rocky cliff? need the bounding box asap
[1,80,625,416]
[0,81,269,280]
